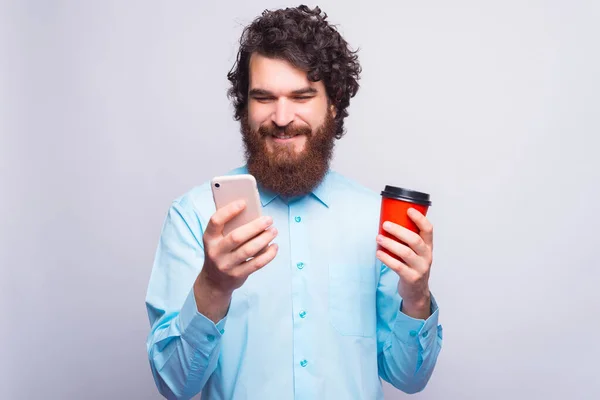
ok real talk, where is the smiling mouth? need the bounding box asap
[271,132,301,139]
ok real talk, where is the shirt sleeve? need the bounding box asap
[376,262,443,394]
[145,197,227,399]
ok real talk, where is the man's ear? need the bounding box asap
[329,103,337,119]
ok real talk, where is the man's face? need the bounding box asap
[247,53,332,155]
[241,53,338,197]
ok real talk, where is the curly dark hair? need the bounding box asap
[227,5,361,139]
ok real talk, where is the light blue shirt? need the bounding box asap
[146,166,443,399]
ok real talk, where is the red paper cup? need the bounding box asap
[378,185,432,261]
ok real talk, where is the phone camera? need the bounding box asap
[214,183,220,188]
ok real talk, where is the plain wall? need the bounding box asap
[2,1,599,399]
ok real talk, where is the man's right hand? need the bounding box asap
[193,200,278,323]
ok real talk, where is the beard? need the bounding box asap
[241,111,337,198]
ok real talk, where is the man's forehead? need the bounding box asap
[248,53,323,93]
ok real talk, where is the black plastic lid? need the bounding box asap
[381,185,432,206]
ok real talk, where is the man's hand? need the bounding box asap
[376,208,434,320]
[194,200,278,322]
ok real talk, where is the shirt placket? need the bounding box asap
[288,200,314,399]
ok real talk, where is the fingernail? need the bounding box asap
[383,221,391,230]
[376,235,383,243]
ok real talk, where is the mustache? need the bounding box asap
[258,123,312,138]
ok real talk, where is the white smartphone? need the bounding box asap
[211,174,263,236]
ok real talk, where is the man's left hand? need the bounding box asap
[376,208,434,320]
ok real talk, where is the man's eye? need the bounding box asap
[254,97,274,102]
[294,96,313,101]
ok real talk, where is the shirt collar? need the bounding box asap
[235,165,333,208]
[310,170,332,208]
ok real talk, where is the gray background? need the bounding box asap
[2,1,599,399]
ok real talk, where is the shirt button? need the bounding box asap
[296,262,304,270]
[207,334,215,342]
[422,330,429,338]
[300,359,308,367]
[219,329,225,335]
[299,310,307,318]
[409,330,418,337]
[295,216,302,223]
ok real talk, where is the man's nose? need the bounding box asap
[271,98,294,127]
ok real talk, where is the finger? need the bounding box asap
[382,221,428,257]
[239,243,279,276]
[221,215,274,253]
[407,208,434,247]
[376,249,414,280]
[253,245,269,258]
[230,226,278,264]
[376,235,421,270]
[205,200,246,238]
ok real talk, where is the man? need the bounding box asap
[146,5,442,399]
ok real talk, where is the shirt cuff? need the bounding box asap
[179,288,228,349]
[392,295,440,350]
